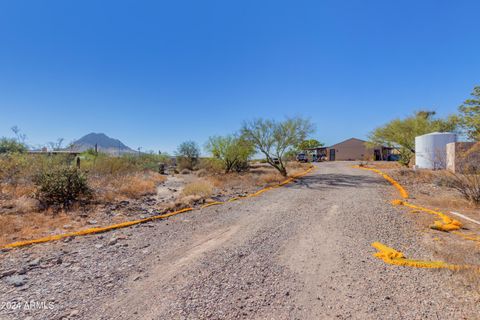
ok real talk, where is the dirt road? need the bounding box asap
[1,162,479,319]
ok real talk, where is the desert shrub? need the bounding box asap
[82,154,137,176]
[34,167,92,210]
[181,169,191,174]
[233,160,250,172]
[0,138,27,154]
[195,169,208,177]
[0,153,29,185]
[205,135,255,173]
[432,174,457,188]
[449,171,480,205]
[197,158,224,174]
[80,153,172,176]
[124,153,172,172]
[181,181,213,197]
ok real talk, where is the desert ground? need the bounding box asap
[1,161,479,320]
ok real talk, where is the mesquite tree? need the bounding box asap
[241,117,314,176]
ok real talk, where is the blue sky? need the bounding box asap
[0,0,479,153]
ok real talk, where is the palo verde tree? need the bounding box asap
[205,135,255,173]
[458,86,480,141]
[241,117,314,176]
[297,139,324,151]
[175,140,200,170]
[368,110,458,166]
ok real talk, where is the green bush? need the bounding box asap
[34,167,92,210]
[0,138,27,154]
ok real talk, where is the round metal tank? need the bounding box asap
[415,132,456,169]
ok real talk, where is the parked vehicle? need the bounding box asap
[296,153,308,163]
[387,154,400,161]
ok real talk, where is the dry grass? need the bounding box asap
[12,196,40,213]
[382,164,480,286]
[181,180,214,197]
[91,172,166,202]
[259,172,285,185]
[365,161,402,170]
[208,162,310,190]
[208,173,253,190]
[0,211,75,246]
[388,168,480,214]
[392,168,437,184]
[426,231,480,289]
[0,184,36,198]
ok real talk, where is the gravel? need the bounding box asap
[0,162,479,319]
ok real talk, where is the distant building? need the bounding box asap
[305,138,392,161]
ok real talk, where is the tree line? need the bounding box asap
[175,117,319,176]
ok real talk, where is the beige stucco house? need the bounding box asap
[307,138,392,161]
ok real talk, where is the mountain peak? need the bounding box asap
[71,133,135,155]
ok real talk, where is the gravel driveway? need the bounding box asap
[1,162,479,319]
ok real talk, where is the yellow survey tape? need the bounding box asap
[372,242,479,272]
[452,231,480,244]
[354,165,461,232]
[392,200,462,232]
[1,165,315,250]
[201,201,224,209]
[354,165,475,271]
[1,208,193,249]
[353,165,409,199]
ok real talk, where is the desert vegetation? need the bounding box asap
[365,85,480,208]
[368,110,458,166]
[0,118,315,245]
[368,85,480,167]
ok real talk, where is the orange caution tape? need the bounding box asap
[372,242,479,272]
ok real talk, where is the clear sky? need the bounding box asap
[0,0,479,153]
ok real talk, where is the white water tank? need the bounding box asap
[415,132,457,169]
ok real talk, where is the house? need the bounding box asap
[306,138,392,161]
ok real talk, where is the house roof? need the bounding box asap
[302,137,391,151]
[328,137,367,149]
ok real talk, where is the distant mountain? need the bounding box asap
[71,133,136,155]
